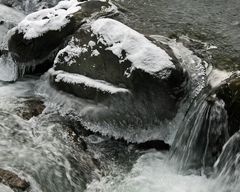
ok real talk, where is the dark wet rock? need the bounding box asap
[136,140,170,151]
[15,98,45,120]
[0,168,30,191]
[8,0,117,74]
[215,75,240,136]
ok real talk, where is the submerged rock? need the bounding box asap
[8,0,117,74]
[0,168,30,191]
[15,98,45,120]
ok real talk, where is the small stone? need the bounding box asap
[0,169,30,191]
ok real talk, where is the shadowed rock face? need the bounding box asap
[215,75,240,136]
[0,168,30,191]
[8,0,117,74]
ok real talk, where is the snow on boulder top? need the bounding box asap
[91,18,175,74]
[11,0,81,40]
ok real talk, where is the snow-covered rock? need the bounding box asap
[8,0,117,73]
[51,18,187,129]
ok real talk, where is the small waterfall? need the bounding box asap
[213,131,240,191]
[170,88,229,173]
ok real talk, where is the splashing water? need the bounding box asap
[170,90,229,172]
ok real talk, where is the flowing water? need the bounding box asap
[1,0,240,192]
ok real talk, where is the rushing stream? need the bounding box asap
[1,0,240,192]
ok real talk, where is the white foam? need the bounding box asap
[207,69,232,88]
[151,35,207,99]
[0,54,18,82]
[0,184,13,192]
[86,152,223,192]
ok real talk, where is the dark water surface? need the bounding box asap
[114,0,240,70]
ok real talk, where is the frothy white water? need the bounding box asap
[0,184,13,192]
[0,54,18,82]
[207,68,232,88]
[0,77,36,97]
[151,35,207,99]
[86,152,229,192]
[0,78,100,192]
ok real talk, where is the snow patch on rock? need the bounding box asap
[54,37,87,66]
[50,69,130,94]
[11,0,81,40]
[91,18,175,74]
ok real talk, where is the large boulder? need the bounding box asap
[49,18,188,141]
[8,0,117,74]
[215,74,240,136]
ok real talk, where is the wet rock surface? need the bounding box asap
[0,168,30,191]
[215,75,240,136]
[15,98,45,120]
